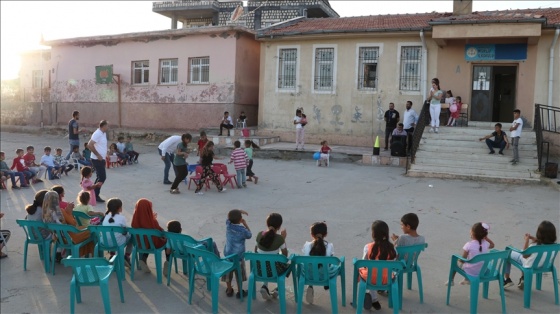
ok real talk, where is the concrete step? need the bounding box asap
[419,138,536,149]
[408,164,541,182]
[417,144,537,156]
[414,151,538,164]
[421,133,536,142]
[203,127,257,137]
[414,156,538,169]
[407,169,542,184]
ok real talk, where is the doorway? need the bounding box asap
[470,65,517,122]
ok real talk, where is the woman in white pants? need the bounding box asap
[428,78,444,133]
[294,109,305,150]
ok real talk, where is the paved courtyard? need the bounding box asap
[0,131,559,313]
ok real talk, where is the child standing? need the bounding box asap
[223,209,252,298]
[102,198,133,267]
[80,166,102,206]
[125,136,139,163]
[229,141,249,188]
[503,220,557,289]
[318,141,332,167]
[194,141,226,195]
[255,213,289,300]
[244,140,259,184]
[73,191,105,226]
[359,220,397,311]
[446,222,495,286]
[302,221,335,304]
[197,131,208,156]
[54,148,74,175]
[391,213,425,247]
[509,109,523,165]
[24,145,46,183]
[446,96,462,127]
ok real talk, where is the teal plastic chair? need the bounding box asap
[446,249,510,314]
[185,245,243,314]
[62,255,124,314]
[395,243,428,305]
[292,255,346,314]
[127,228,166,284]
[505,243,560,308]
[16,219,52,272]
[352,259,404,314]
[163,231,214,283]
[88,225,135,280]
[72,211,93,227]
[244,252,294,314]
[47,223,94,275]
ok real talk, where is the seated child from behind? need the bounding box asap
[54,147,74,175]
[391,213,425,247]
[74,191,105,226]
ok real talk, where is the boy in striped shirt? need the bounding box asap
[229,140,249,188]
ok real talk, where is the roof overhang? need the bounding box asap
[431,22,543,46]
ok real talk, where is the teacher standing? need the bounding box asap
[428,78,444,134]
[158,135,182,185]
[87,120,109,203]
[66,111,88,159]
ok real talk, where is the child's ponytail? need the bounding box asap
[369,220,396,261]
[309,222,328,256]
[259,213,283,249]
[105,198,122,224]
[472,222,489,252]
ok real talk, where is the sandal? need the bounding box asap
[226,287,234,297]
[236,290,248,299]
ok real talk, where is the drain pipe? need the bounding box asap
[420,29,428,102]
[548,28,560,108]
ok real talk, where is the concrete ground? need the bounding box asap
[1,131,559,314]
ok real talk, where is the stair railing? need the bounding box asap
[406,101,430,172]
[534,103,560,171]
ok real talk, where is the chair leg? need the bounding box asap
[446,267,453,305]
[188,270,195,305]
[469,281,480,314]
[100,280,112,314]
[155,252,162,284]
[417,268,424,304]
[553,267,559,305]
[278,279,287,314]
[536,273,542,290]
[499,275,506,314]
[296,276,305,314]
[130,250,136,281]
[43,242,51,273]
[482,281,489,299]
[356,280,366,314]
[407,272,413,290]
[329,279,338,314]
[523,273,533,309]
[51,244,58,275]
[247,274,254,314]
[211,276,220,314]
[391,282,400,314]
[340,271,346,307]
[23,242,29,271]
[69,282,76,314]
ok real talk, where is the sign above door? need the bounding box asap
[465,44,527,61]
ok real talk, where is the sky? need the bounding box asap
[1,0,559,80]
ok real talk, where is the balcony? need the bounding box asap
[247,0,339,18]
[152,1,220,19]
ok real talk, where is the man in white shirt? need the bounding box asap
[509,109,523,165]
[219,111,234,136]
[158,135,182,184]
[87,120,109,203]
[403,101,419,153]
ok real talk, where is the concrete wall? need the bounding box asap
[234,33,261,125]
[258,34,439,146]
[543,131,560,161]
[533,30,560,109]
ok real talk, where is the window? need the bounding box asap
[132,61,149,85]
[314,48,335,91]
[358,47,379,90]
[278,48,297,90]
[32,70,43,89]
[160,59,178,84]
[399,46,422,91]
[189,57,209,84]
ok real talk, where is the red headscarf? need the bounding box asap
[131,198,165,248]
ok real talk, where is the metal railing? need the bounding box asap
[534,103,560,171]
[152,1,220,10]
[406,101,430,172]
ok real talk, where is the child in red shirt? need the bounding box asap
[10,148,34,186]
[318,140,332,167]
[197,131,208,157]
[23,146,45,183]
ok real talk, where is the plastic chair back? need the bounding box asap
[292,255,343,286]
[396,243,428,304]
[517,244,560,272]
[245,252,291,281]
[164,231,214,282]
[16,219,52,272]
[73,211,93,227]
[127,228,164,253]
[88,225,128,251]
[352,259,404,314]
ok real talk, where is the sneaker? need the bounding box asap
[498,151,504,155]
[372,301,382,310]
[219,188,227,193]
[363,292,373,310]
[254,177,258,184]
[510,159,516,162]
[445,280,454,286]
[12,186,20,190]
[96,197,105,203]
[517,276,524,289]
[163,180,172,185]
[435,128,439,133]
[260,285,271,300]
[306,286,314,304]
[242,184,247,188]
[489,151,495,154]
[163,261,169,278]
[511,160,518,165]
[34,179,44,183]
[195,191,204,196]
[270,287,278,299]
[170,189,180,194]
[236,290,248,299]
[503,278,514,288]
[237,185,242,189]
[21,185,30,188]
[428,128,434,133]
[138,260,151,273]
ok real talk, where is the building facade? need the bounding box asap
[255,7,560,146]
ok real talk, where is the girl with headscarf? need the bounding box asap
[130,198,167,273]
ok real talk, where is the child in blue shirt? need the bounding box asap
[223,209,252,298]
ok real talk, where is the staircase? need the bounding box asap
[407,123,541,183]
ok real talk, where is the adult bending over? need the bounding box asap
[87,120,109,203]
[158,135,182,185]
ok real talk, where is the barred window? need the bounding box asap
[132,61,149,85]
[278,49,297,89]
[314,48,334,91]
[160,59,178,84]
[358,47,379,90]
[189,57,210,84]
[32,70,43,89]
[399,46,422,91]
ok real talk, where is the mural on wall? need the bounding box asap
[351,106,363,123]
[313,105,321,124]
[330,104,343,130]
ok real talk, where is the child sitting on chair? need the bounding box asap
[53,148,74,176]
[318,141,331,167]
[116,137,131,164]
[73,191,105,226]
[125,136,139,163]
[70,145,91,167]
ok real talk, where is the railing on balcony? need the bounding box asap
[152,0,220,10]
[247,0,339,17]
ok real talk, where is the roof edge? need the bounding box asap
[429,18,547,26]
[256,16,307,38]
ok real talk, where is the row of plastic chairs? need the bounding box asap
[187,163,238,190]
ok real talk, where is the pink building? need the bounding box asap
[33,26,259,130]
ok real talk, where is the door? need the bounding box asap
[471,66,492,121]
[471,65,517,122]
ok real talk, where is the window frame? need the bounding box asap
[131,60,150,85]
[159,58,178,85]
[355,44,383,92]
[189,57,210,85]
[397,44,423,93]
[32,70,43,89]
[311,44,337,94]
[276,46,299,92]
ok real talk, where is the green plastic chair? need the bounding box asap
[127,228,166,284]
[88,225,135,280]
[505,243,560,308]
[244,252,294,314]
[47,223,94,275]
[185,245,243,314]
[72,211,93,227]
[446,249,510,314]
[163,231,214,283]
[292,255,346,314]
[16,219,52,272]
[395,243,428,305]
[62,255,124,314]
[351,259,404,314]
